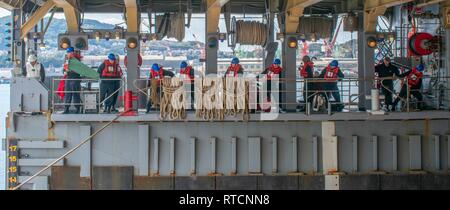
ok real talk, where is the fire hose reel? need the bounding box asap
[408,32,440,56]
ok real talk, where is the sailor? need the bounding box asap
[63,47,83,114]
[110,54,122,113]
[179,61,195,109]
[299,56,314,105]
[25,54,46,83]
[259,58,283,110]
[375,57,401,111]
[98,53,123,113]
[319,60,345,112]
[224,58,244,78]
[392,64,424,111]
[146,63,174,113]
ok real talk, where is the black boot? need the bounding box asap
[146,102,151,113]
[63,106,70,114]
[104,106,111,114]
[75,107,81,114]
[111,106,118,113]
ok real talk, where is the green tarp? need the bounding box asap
[68,58,100,80]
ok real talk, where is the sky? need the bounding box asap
[0,8,10,17]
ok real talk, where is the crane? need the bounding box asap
[323,17,343,57]
[192,34,205,61]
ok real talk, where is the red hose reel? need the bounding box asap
[408,32,439,56]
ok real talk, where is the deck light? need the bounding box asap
[95,31,101,42]
[142,34,148,43]
[288,37,298,48]
[59,37,71,49]
[115,31,121,40]
[105,32,111,41]
[127,37,138,49]
[208,37,218,48]
[367,36,377,48]
[75,37,87,50]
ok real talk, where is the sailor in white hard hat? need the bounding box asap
[25,54,46,83]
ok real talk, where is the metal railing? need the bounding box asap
[51,78,125,113]
[50,76,450,115]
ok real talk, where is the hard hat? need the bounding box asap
[416,64,424,72]
[180,61,188,69]
[108,53,116,61]
[330,60,339,67]
[28,54,37,63]
[231,57,240,64]
[152,63,160,71]
[273,59,281,65]
[66,47,75,53]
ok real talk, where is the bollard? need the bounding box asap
[120,90,138,116]
[371,89,380,112]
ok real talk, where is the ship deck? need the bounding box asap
[51,110,450,122]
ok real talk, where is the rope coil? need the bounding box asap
[160,78,187,120]
[236,20,268,47]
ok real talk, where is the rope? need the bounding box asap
[148,77,251,121]
[150,79,160,107]
[160,78,186,120]
[236,20,267,46]
[195,78,223,121]
[223,78,250,121]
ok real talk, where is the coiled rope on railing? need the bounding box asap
[195,78,224,121]
[160,78,187,120]
[223,79,250,121]
[150,79,160,108]
[236,20,267,46]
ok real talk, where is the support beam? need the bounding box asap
[364,0,414,32]
[53,0,79,33]
[442,0,450,29]
[207,0,230,10]
[205,0,229,74]
[417,0,446,8]
[20,0,56,39]
[0,0,19,10]
[124,0,139,33]
[281,0,322,111]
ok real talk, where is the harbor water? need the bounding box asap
[1,84,9,190]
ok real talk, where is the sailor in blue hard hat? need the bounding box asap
[392,63,425,111]
[146,63,175,113]
[225,57,244,77]
[66,47,75,53]
[62,46,82,114]
[259,58,284,112]
[179,61,195,109]
[319,59,345,112]
[98,53,123,113]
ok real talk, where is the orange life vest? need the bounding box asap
[407,68,423,87]
[300,62,314,78]
[180,66,194,81]
[101,60,122,78]
[266,64,283,80]
[324,65,340,81]
[226,64,242,78]
[150,68,164,85]
[64,53,82,71]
